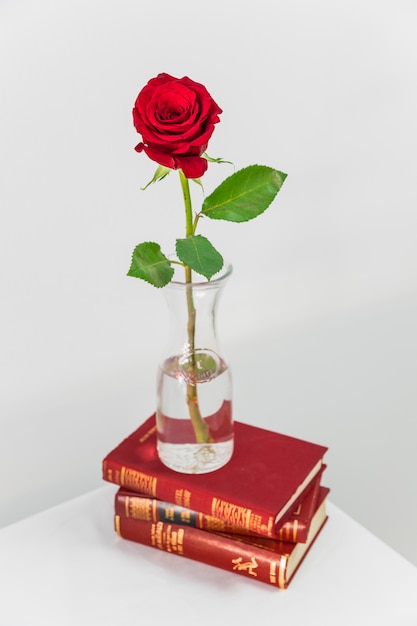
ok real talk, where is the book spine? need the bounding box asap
[276,471,322,542]
[115,516,290,589]
[115,489,310,543]
[276,515,307,543]
[103,459,275,536]
[103,459,321,538]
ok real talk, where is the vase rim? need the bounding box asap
[167,261,233,289]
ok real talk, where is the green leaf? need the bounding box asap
[191,177,204,191]
[201,165,287,222]
[127,242,174,288]
[176,235,223,280]
[140,165,171,191]
[203,152,234,166]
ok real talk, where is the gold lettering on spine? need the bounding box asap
[154,521,164,550]
[211,498,252,530]
[269,561,277,585]
[166,525,173,552]
[171,528,177,552]
[168,526,181,553]
[205,517,227,532]
[183,490,191,509]
[129,496,152,521]
[210,499,274,535]
[124,495,130,518]
[104,463,113,482]
[180,510,191,524]
[177,528,184,555]
[164,524,182,554]
[150,523,185,556]
[114,515,121,537]
[174,489,192,507]
[120,467,157,496]
[265,517,274,536]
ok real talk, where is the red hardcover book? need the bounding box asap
[115,487,329,589]
[103,414,327,537]
[114,469,326,543]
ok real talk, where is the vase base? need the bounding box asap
[157,439,233,474]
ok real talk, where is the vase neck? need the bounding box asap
[161,265,231,359]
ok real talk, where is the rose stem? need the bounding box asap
[179,169,212,444]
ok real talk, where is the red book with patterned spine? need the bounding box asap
[115,487,329,589]
[103,414,327,537]
[114,468,325,543]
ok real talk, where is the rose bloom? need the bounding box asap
[133,73,222,179]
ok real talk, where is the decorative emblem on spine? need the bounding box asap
[231,556,258,577]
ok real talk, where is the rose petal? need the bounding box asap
[141,144,177,170]
[133,73,221,178]
[175,155,208,179]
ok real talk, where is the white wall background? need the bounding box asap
[1,0,417,566]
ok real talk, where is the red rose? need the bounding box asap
[133,73,222,179]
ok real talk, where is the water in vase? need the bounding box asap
[156,352,233,474]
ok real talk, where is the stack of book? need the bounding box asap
[102,414,329,589]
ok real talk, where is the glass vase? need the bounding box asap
[156,263,234,474]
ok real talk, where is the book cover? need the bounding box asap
[103,414,327,537]
[114,469,326,543]
[115,487,329,589]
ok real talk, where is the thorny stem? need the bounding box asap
[178,171,212,444]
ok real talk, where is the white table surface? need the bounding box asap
[0,485,416,625]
